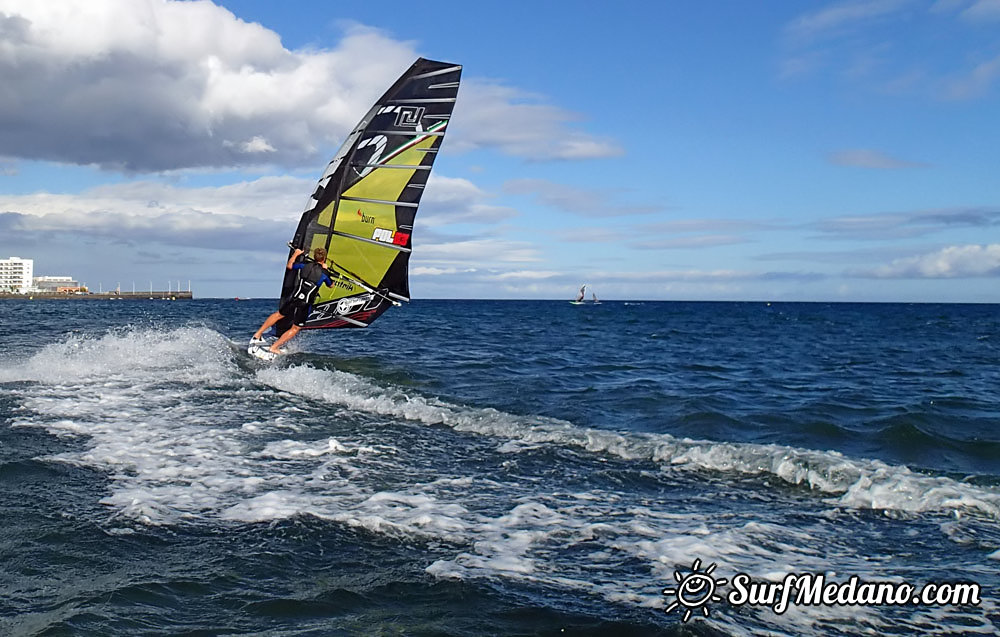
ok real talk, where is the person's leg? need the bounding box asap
[253,311,285,339]
[269,324,300,352]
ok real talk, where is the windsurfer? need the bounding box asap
[251,247,333,354]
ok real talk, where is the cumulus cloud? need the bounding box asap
[502,178,660,217]
[827,148,928,169]
[0,208,287,253]
[451,81,623,160]
[419,175,519,227]
[0,0,619,171]
[0,174,309,218]
[0,170,521,256]
[0,1,413,170]
[860,244,1000,277]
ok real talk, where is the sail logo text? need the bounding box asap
[372,228,410,246]
[357,209,375,224]
[331,279,355,292]
[394,106,425,128]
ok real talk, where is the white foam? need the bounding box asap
[258,437,364,459]
[3,326,996,635]
[256,363,1000,522]
[0,325,234,385]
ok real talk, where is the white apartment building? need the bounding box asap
[0,257,33,293]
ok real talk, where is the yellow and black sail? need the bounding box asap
[276,58,461,332]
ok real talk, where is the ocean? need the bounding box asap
[0,299,997,635]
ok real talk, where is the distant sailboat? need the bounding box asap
[570,284,586,305]
[592,291,601,304]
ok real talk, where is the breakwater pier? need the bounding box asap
[0,291,193,300]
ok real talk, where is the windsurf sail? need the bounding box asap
[575,284,586,303]
[274,58,462,333]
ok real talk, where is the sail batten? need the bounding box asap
[349,163,432,170]
[410,65,462,79]
[369,130,446,137]
[274,58,461,333]
[387,98,457,104]
[340,195,420,208]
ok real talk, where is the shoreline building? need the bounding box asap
[33,275,82,293]
[0,257,33,293]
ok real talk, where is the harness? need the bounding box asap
[291,261,326,305]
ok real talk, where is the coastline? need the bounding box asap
[0,291,194,300]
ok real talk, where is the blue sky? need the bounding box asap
[0,0,998,301]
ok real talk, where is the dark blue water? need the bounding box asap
[1,299,998,635]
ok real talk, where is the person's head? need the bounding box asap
[313,247,327,263]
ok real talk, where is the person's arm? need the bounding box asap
[286,248,305,270]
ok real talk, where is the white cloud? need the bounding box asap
[782,0,1000,99]
[0,208,287,253]
[416,238,541,265]
[785,0,911,40]
[411,266,477,276]
[593,269,750,282]
[0,175,309,220]
[406,266,828,300]
[0,1,417,170]
[490,270,561,280]
[815,207,1000,240]
[559,227,628,243]
[0,170,528,258]
[0,175,306,255]
[0,0,619,171]
[944,52,1000,99]
[452,81,623,160]
[420,175,519,227]
[632,234,749,250]
[827,148,928,169]
[936,0,1000,21]
[862,244,1000,277]
[237,136,277,154]
[503,178,659,217]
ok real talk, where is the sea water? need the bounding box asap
[0,299,997,635]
